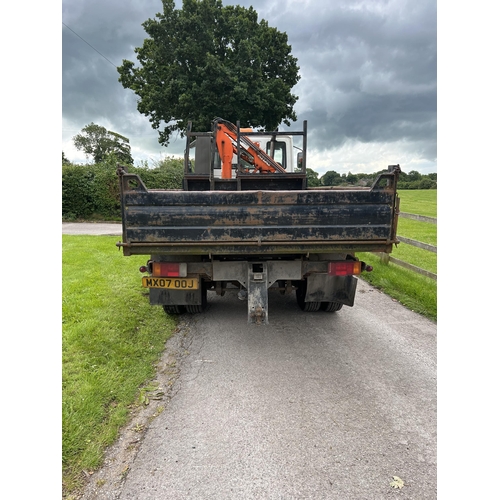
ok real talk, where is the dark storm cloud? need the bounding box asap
[63,6,133,107]
[62,0,163,153]
[276,0,437,157]
[62,0,436,172]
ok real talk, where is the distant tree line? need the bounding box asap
[306,168,436,189]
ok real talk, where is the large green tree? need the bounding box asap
[306,168,320,187]
[117,0,300,146]
[321,170,342,186]
[73,123,134,164]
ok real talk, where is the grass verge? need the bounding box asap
[358,252,437,321]
[357,189,437,322]
[62,235,176,496]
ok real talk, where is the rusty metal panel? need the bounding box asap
[120,242,394,256]
[118,173,399,256]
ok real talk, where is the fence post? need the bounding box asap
[379,253,390,264]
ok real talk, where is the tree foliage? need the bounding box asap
[73,122,134,165]
[306,168,320,187]
[316,168,437,189]
[62,156,183,220]
[321,170,342,186]
[406,170,422,182]
[62,151,71,165]
[117,0,300,146]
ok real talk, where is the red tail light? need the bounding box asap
[152,262,187,277]
[328,261,362,276]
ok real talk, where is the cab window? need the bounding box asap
[266,141,287,169]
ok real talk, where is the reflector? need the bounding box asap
[328,261,361,276]
[152,262,187,277]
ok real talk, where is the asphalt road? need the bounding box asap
[68,224,437,499]
[62,222,122,235]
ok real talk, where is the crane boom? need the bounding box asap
[214,118,287,179]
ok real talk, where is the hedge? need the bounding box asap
[62,157,184,220]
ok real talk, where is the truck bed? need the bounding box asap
[117,169,400,256]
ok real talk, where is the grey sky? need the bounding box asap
[62,0,437,175]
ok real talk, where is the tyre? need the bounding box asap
[320,301,343,312]
[296,280,321,312]
[303,301,321,312]
[162,305,185,314]
[184,280,208,314]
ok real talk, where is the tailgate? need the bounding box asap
[117,171,399,256]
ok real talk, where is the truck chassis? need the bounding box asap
[117,120,400,324]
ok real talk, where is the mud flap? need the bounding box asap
[149,287,204,306]
[305,274,358,307]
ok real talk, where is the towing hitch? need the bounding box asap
[247,262,269,325]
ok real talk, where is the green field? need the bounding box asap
[397,189,437,217]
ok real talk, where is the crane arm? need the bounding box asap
[214,118,287,179]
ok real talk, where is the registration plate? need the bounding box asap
[142,277,199,290]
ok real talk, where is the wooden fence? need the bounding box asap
[375,211,437,281]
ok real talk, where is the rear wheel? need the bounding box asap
[184,280,208,314]
[162,305,185,315]
[320,301,343,312]
[303,301,321,312]
[184,305,200,313]
[296,280,321,312]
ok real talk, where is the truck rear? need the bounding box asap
[117,119,400,324]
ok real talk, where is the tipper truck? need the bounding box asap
[117,118,400,324]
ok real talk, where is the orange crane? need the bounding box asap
[213,118,287,179]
